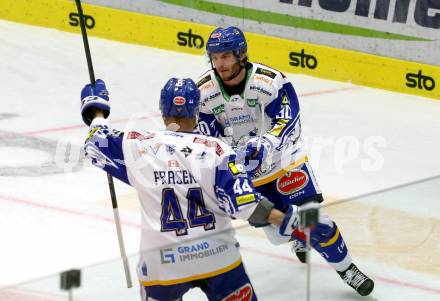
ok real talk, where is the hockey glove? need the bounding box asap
[244,136,271,177]
[279,205,300,236]
[80,79,110,126]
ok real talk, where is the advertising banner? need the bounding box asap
[1,0,439,99]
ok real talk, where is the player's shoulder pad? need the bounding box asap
[255,66,277,79]
[123,130,159,150]
[196,69,218,90]
[196,71,212,88]
[198,70,222,109]
[125,130,156,141]
[250,63,284,98]
[253,63,283,80]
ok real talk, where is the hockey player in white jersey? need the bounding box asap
[80,77,305,301]
[196,26,374,296]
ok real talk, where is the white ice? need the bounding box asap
[0,19,439,300]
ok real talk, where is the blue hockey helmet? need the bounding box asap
[159,78,200,118]
[206,26,247,60]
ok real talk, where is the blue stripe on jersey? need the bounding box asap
[279,114,300,148]
[84,125,129,185]
[265,82,300,147]
[197,112,224,137]
[214,154,258,216]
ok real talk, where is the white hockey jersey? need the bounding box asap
[197,62,307,187]
[84,118,260,286]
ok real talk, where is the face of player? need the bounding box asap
[210,51,241,82]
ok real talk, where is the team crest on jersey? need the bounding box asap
[255,67,276,79]
[276,170,309,195]
[173,96,186,106]
[246,98,258,107]
[221,283,253,301]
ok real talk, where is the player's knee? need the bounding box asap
[310,222,337,245]
[318,211,333,227]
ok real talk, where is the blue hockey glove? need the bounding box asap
[244,136,269,176]
[279,205,300,236]
[80,79,110,126]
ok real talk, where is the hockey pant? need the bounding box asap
[141,262,257,301]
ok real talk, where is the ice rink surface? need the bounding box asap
[0,20,439,300]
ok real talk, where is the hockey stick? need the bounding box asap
[299,203,319,301]
[74,0,132,288]
[250,100,265,171]
[304,227,311,301]
[256,101,265,151]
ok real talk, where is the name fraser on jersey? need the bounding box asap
[154,170,197,185]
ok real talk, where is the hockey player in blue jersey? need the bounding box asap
[80,77,309,301]
[196,26,374,296]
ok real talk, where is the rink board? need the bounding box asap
[1,0,439,100]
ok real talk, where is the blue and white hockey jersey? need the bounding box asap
[84,118,260,285]
[197,62,307,187]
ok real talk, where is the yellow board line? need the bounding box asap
[2,0,438,99]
